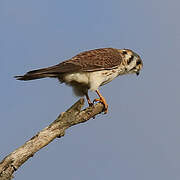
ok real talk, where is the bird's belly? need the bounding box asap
[63,72,90,96]
[64,72,89,85]
[63,69,120,93]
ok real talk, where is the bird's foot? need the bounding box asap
[93,97,108,114]
[87,99,93,107]
[85,93,94,107]
[88,102,94,107]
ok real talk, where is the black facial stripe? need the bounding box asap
[130,67,136,70]
[127,55,134,64]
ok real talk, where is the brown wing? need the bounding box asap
[64,48,123,72]
[15,48,123,80]
[38,48,123,73]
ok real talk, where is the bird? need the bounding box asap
[15,48,143,113]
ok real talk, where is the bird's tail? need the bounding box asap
[14,65,60,81]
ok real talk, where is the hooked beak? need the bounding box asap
[136,72,140,76]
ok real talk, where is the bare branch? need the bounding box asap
[0,98,104,180]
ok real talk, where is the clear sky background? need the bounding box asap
[1,0,180,179]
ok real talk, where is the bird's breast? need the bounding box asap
[99,69,120,85]
[62,67,124,92]
[88,69,121,91]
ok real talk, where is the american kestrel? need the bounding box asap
[15,48,143,113]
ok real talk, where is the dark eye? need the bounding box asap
[122,50,127,55]
[136,60,141,65]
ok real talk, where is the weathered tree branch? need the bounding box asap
[0,98,104,180]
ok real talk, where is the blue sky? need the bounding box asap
[1,0,180,179]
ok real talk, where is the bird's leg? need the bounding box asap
[93,90,108,114]
[85,93,93,106]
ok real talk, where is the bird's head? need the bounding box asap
[119,49,143,76]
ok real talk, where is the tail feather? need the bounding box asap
[14,74,54,80]
[14,66,60,81]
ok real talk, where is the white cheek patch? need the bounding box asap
[126,59,137,71]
